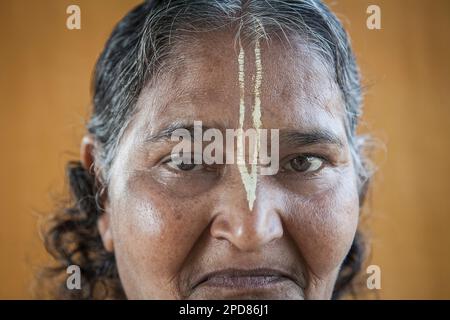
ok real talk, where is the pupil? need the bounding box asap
[177,162,196,171]
[291,157,310,172]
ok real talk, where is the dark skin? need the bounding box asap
[82,33,359,299]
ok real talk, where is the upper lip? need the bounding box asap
[191,267,301,290]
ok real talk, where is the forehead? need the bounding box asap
[132,32,346,138]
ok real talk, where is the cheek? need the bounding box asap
[283,169,359,281]
[108,173,211,299]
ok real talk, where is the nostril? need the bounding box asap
[210,216,231,240]
[210,198,284,251]
[211,214,283,252]
[268,215,284,239]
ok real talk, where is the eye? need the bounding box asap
[163,154,204,172]
[284,155,324,173]
[167,161,203,171]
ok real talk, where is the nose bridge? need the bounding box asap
[210,171,283,251]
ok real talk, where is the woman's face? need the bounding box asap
[95,33,360,299]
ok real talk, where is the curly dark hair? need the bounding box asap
[38,0,371,299]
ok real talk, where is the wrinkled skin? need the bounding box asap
[83,33,360,300]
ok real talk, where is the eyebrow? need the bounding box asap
[144,121,217,143]
[279,129,345,148]
[144,123,344,148]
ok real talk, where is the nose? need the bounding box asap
[210,178,284,252]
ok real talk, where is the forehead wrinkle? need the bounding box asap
[259,37,343,118]
[146,53,238,119]
[133,32,346,147]
[133,77,240,147]
[137,85,233,144]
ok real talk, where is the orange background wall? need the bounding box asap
[0,0,449,299]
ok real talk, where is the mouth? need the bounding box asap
[192,268,299,290]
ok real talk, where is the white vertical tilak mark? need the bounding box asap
[237,39,263,211]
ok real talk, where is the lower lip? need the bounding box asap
[190,276,303,299]
[199,275,288,289]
